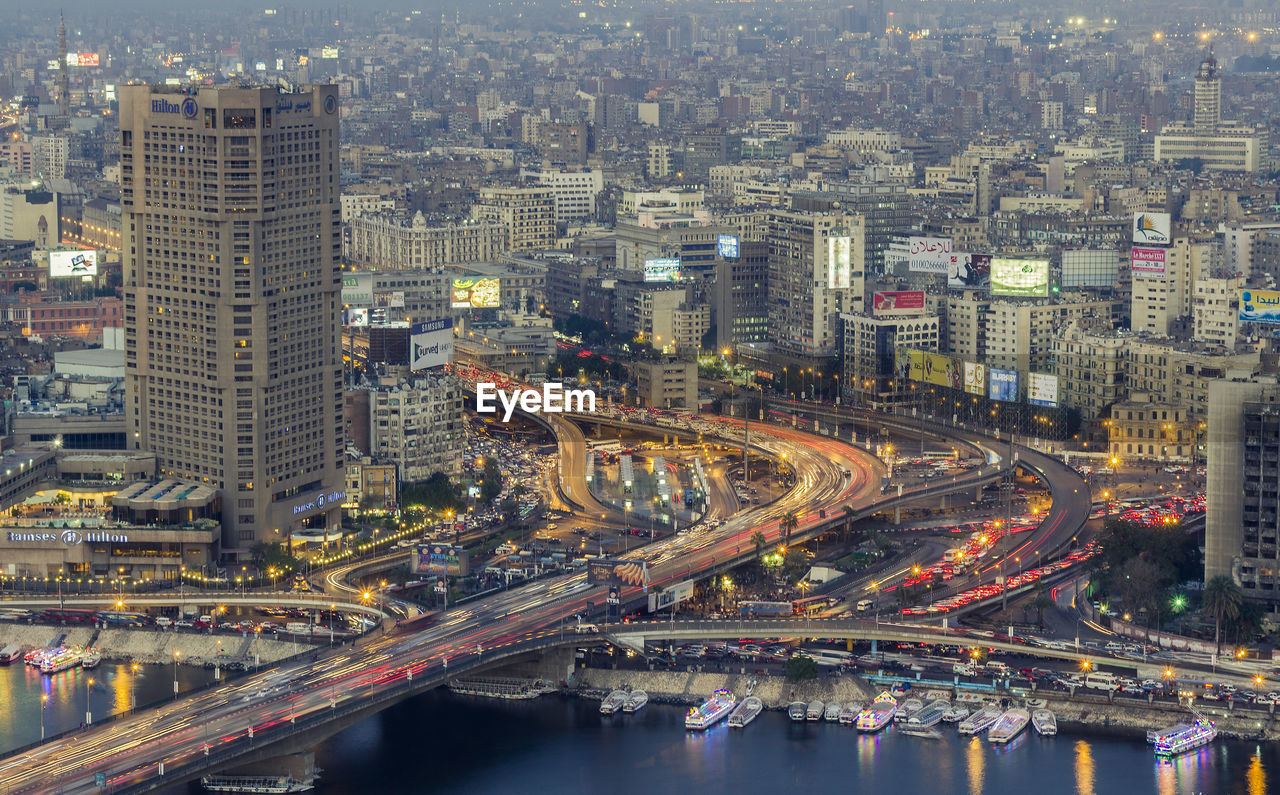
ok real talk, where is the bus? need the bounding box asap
[41,608,99,624]
[95,611,150,627]
[797,648,853,667]
[738,601,793,617]
[791,595,841,614]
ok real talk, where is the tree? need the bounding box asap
[1203,574,1244,657]
[841,504,855,544]
[480,457,503,504]
[1030,582,1056,628]
[785,655,819,683]
[1116,557,1172,620]
[400,472,462,514]
[780,512,799,549]
[750,531,767,559]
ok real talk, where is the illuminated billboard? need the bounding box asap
[1239,289,1280,325]
[450,277,501,308]
[948,253,991,289]
[346,308,369,327]
[717,234,740,259]
[1130,247,1167,278]
[908,350,963,390]
[990,257,1049,297]
[1028,373,1059,407]
[67,53,99,67]
[1132,212,1171,246]
[411,318,454,369]
[643,258,681,283]
[963,361,986,395]
[906,236,952,274]
[413,544,469,576]
[586,558,648,587]
[648,579,695,613]
[988,368,1018,402]
[49,250,98,278]
[827,235,852,288]
[872,291,924,312]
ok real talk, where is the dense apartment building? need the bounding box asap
[766,209,865,358]
[474,186,556,251]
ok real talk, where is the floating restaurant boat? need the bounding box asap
[1032,709,1057,736]
[856,692,897,733]
[1149,714,1216,756]
[200,774,314,793]
[685,689,735,730]
[40,647,86,674]
[988,709,1031,744]
[727,696,763,728]
[81,650,102,669]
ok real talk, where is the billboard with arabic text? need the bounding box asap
[1240,289,1280,325]
[906,236,952,274]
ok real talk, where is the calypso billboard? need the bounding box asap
[1240,288,1280,324]
[907,350,964,390]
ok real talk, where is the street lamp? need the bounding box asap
[130,662,139,711]
[85,676,94,725]
[173,650,181,698]
[40,694,48,740]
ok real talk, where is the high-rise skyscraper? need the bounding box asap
[56,14,68,116]
[1193,52,1220,135]
[119,85,345,557]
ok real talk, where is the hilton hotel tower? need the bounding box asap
[119,85,345,557]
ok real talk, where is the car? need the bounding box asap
[174,620,194,628]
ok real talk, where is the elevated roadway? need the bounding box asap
[0,414,1018,792]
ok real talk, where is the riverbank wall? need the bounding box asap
[571,667,1280,741]
[0,625,317,666]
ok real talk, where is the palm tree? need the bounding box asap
[1203,574,1244,657]
[781,512,799,550]
[841,504,855,544]
[1030,582,1055,628]
[750,531,767,560]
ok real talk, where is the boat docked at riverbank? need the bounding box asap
[81,650,101,669]
[787,701,807,721]
[600,690,629,715]
[806,700,824,721]
[988,709,1031,744]
[943,705,969,723]
[908,700,950,730]
[823,702,841,722]
[623,690,648,713]
[894,698,924,723]
[958,706,1003,736]
[727,696,763,728]
[685,690,735,730]
[856,692,897,733]
[839,702,863,725]
[1032,709,1057,736]
[200,774,314,793]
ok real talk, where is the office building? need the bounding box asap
[841,310,939,405]
[518,167,603,223]
[635,357,698,410]
[1154,54,1266,172]
[120,84,346,557]
[363,373,463,480]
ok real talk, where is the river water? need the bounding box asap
[310,691,1276,795]
[0,664,1274,794]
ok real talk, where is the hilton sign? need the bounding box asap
[6,531,129,545]
[292,490,346,517]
